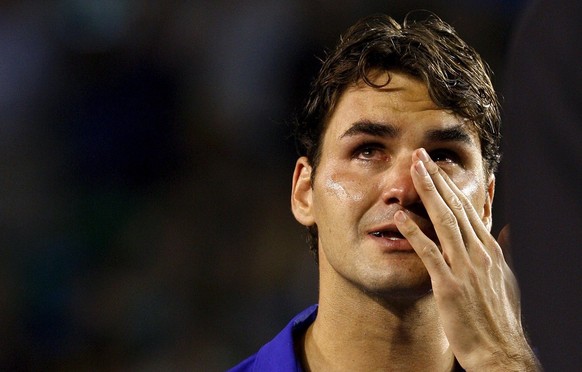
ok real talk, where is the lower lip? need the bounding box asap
[368,234,415,252]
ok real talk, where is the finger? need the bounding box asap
[395,210,452,282]
[410,154,468,268]
[437,167,505,263]
[414,149,480,249]
[438,167,491,242]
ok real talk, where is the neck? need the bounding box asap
[301,279,455,371]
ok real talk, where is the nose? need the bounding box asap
[380,154,421,207]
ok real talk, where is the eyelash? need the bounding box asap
[353,143,386,161]
[352,143,463,166]
[429,149,462,165]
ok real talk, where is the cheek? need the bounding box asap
[324,176,365,202]
[318,159,373,204]
[455,171,487,212]
[312,167,370,227]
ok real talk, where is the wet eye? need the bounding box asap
[354,144,385,161]
[359,147,378,159]
[429,149,461,165]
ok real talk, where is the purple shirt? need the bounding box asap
[228,304,465,371]
[227,305,318,372]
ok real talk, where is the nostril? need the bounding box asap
[382,185,421,207]
[380,160,421,205]
[385,197,400,204]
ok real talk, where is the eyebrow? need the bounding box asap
[340,120,474,146]
[339,120,400,139]
[425,125,474,145]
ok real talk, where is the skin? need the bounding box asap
[291,71,539,371]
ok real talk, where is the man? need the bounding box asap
[230,13,540,371]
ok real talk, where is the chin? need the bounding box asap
[366,283,433,303]
[363,279,433,301]
[356,263,433,301]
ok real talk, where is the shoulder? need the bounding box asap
[227,305,318,372]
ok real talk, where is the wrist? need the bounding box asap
[464,348,542,372]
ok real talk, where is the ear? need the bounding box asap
[291,157,315,227]
[482,174,495,231]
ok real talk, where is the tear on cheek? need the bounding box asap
[324,178,364,201]
[454,171,487,202]
[325,178,348,199]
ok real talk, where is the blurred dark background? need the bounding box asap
[2,0,576,371]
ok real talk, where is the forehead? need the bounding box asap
[323,70,479,144]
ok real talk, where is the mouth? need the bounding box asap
[367,225,412,252]
[369,230,405,240]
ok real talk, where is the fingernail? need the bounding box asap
[395,211,407,223]
[415,160,427,176]
[418,148,430,162]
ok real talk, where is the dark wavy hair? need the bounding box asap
[292,13,501,259]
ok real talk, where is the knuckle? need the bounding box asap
[490,242,505,261]
[482,252,493,269]
[422,178,436,192]
[448,193,463,211]
[421,242,438,256]
[437,210,457,228]
[460,194,473,210]
[471,245,493,269]
[426,162,440,175]
[417,242,440,260]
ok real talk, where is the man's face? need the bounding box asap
[291,70,494,299]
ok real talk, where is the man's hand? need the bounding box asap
[394,148,541,371]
